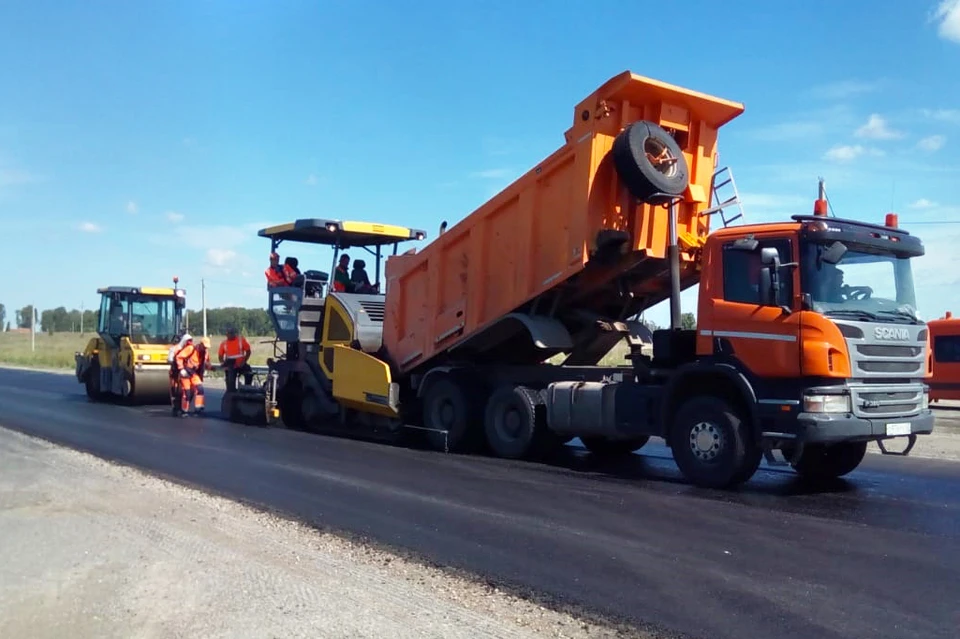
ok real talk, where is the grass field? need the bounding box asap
[0,331,278,372]
[0,330,637,371]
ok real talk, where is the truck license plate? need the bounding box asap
[885,422,911,436]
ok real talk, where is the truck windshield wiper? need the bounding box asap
[874,309,922,324]
[823,309,879,321]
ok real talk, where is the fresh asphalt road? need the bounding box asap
[1,368,958,639]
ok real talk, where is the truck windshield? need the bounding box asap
[127,296,180,344]
[800,241,921,324]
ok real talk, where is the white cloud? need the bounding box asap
[806,80,883,101]
[910,198,938,209]
[921,108,960,124]
[823,144,884,162]
[855,114,904,140]
[206,248,237,268]
[304,173,318,186]
[917,134,946,151]
[165,211,185,223]
[126,200,138,214]
[932,0,960,43]
[78,222,101,233]
[182,137,197,148]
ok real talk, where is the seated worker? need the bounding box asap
[332,254,351,292]
[265,252,288,288]
[350,259,377,294]
[218,326,254,392]
[283,256,305,287]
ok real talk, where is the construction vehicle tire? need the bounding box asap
[84,360,103,401]
[422,375,482,453]
[612,120,689,203]
[787,441,867,480]
[483,385,553,459]
[669,395,758,489]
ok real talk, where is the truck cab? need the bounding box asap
[694,207,931,474]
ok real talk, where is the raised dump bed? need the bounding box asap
[383,71,745,374]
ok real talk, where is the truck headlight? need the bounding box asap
[922,392,929,410]
[803,394,851,414]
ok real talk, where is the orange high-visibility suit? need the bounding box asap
[175,341,206,415]
[218,333,253,392]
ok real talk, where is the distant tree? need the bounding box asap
[17,305,35,330]
[680,312,696,330]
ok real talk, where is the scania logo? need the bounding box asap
[874,326,910,341]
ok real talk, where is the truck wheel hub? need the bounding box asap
[690,422,723,461]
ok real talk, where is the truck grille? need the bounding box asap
[849,385,925,418]
[836,319,927,418]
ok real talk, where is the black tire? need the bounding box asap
[612,120,689,203]
[85,361,102,401]
[581,435,650,456]
[278,383,308,431]
[789,441,867,480]
[483,385,554,459]
[422,376,481,453]
[669,396,759,489]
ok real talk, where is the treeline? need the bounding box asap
[0,303,273,336]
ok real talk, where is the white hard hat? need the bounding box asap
[179,333,193,347]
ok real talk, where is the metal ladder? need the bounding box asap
[700,165,745,227]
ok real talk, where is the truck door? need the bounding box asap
[704,236,802,380]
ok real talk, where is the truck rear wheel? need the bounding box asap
[788,441,867,480]
[612,120,689,203]
[85,361,103,401]
[483,385,551,459]
[669,395,760,489]
[422,376,481,453]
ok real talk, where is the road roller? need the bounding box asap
[75,278,187,404]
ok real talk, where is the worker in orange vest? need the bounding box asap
[265,252,288,288]
[174,334,207,416]
[218,326,253,392]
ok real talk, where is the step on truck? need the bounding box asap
[240,70,933,489]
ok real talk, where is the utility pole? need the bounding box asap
[80,301,84,334]
[201,278,207,337]
[31,304,36,352]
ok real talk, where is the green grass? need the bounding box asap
[0,330,642,372]
[0,331,277,371]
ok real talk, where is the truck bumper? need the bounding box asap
[795,410,935,444]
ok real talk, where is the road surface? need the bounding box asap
[1,367,958,639]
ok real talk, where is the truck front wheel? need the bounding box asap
[484,385,553,459]
[670,395,760,489]
[788,441,867,480]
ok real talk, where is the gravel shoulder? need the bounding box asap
[0,427,630,639]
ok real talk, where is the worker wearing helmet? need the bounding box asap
[174,333,206,416]
[218,326,254,392]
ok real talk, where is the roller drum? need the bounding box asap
[129,367,174,405]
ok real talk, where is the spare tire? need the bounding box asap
[612,120,689,203]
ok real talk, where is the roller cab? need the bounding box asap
[75,282,186,404]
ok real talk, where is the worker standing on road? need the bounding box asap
[218,326,254,392]
[197,336,214,382]
[174,334,206,417]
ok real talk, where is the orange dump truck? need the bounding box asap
[926,312,960,402]
[259,70,933,489]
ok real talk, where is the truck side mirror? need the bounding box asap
[759,267,777,306]
[760,247,780,267]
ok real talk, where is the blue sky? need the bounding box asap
[1,0,959,329]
